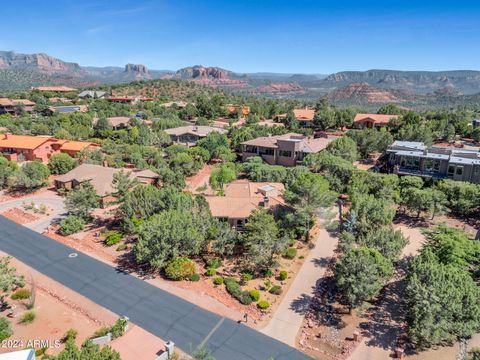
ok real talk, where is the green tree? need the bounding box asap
[209,163,237,193]
[406,250,480,348]
[0,318,12,341]
[334,247,394,311]
[0,257,24,292]
[48,339,120,360]
[359,227,408,261]
[10,161,50,190]
[65,182,100,220]
[134,208,209,269]
[326,136,358,162]
[243,210,286,271]
[285,172,336,240]
[48,153,77,175]
[112,171,137,203]
[347,193,395,237]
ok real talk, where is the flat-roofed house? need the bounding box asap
[165,126,227,146]
[386,140,480,183]
[353,113,399,129]
[241,133,336,166]
[205,180,285,230]
[78,91,106,99]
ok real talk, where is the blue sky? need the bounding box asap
[1,0,480,73]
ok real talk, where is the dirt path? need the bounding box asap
[261,225,338,346]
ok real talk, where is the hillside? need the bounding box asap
[2,50,480,108]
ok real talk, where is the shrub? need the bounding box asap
[257,300,270,309]
[104,230,123,246]
[224,278,253,305]
[213,277,224,285]
[19,310,36,324]
[35,347,48,357]
[110,317,128,339]
[116,244,128,251]
[164,257,196,281]
[206,258,222,269]
[241,272,253,284]
[11,288,31,300]
[62,328,78,342]
[59,215,85,236]
[189,274,200,282]
[249,290,260,302]
[92,326,110,338]
[205,268,216,277]
[279,271,288,281]
[0,318,12,341]
[283,247,297,259]
[269,285,283,295]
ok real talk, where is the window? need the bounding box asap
[456,166,463,176]
[279,150,292,158]
[424,159,440,172]
[244,145,257,154]
[400,156,419,169]
[259,147,274,156]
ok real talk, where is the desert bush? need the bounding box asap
[92,326,109,338]
[104,230,123,247]
[206,258,222,269]
[19,310,36,324]
[164,257,196,281]
[62,328,78,342]
[116,244,128,251]
[278,271,288,281]
[213,277,224,285]
[224,278,253,305]
[59,215,85,235]
[241,272,253,284]
[11,288,31,300]
[205,268,216,277]
[283,247,297,259]
[0,318,12,341]
[249,290,260,302]
[110,317,128,339]
[189,274,200,282]
[257,300,270,309]
[269,285,283,295]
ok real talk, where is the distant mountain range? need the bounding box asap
[2,50,480,108]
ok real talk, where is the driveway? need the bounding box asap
[0,215,310,360]
[0,190,66,233]
[261,225,338,346]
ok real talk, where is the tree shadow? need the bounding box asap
[115,251,156,279]
[311,256,333,268]
[289,293,312,315]
[358,278,411,357]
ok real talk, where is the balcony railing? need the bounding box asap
[396,167,447,179]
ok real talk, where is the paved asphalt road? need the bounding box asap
[0,216,310,360]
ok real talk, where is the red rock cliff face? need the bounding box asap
[0,51,81,73]
[326,82,400,103]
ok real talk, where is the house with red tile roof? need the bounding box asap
[205,180,286,230]
[353,113,399,129]
[0,133,99,163]
[241,132,337,166]
[276,108,315,127]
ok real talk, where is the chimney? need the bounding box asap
[4,133,12,140]
[103,160,108,167]
[263,196,270,208]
